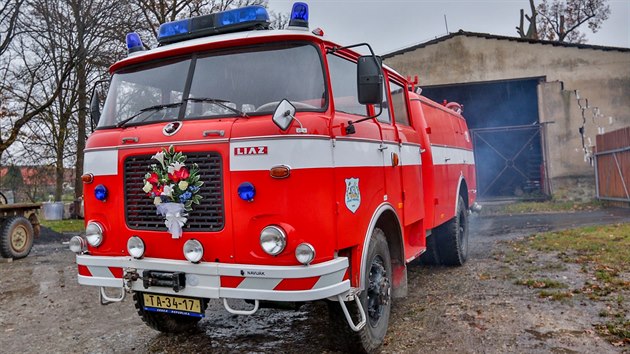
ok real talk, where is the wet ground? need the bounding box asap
[1,208,629,353]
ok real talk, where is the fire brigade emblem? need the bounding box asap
[163,121,182,136]
[345,178,361,213]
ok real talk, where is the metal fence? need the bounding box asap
[595,127,630,202]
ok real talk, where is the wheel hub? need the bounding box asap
[367,256,390,325]
[11,226,28,252]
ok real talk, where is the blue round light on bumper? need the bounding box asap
[94,184,107,201]
[237,182,255,201]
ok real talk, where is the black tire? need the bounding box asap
[328,228,392,353]
[419,230,441,265]
[0,216,35,259]
[434,195,469,266]
[133,292,206,333]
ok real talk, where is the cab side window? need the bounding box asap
[327,54,367,116]
[390,81,410,126]
[377,83,391,124]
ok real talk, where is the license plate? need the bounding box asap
[142,293,204,318]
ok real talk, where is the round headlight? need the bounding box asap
[295,243,315,265]
[85,222,103,247]
[127,236,145,259]
[260,226,286,256]
[69,236,87,254]
[183,239,204,263]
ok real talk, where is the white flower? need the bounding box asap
[162,184,174,197]
[153,197,162,205]
[178,181,189,190]
[142,182,153,193]
[167,161,185,174]
[152,151,165,167]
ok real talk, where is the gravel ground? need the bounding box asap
[1,208,629,353]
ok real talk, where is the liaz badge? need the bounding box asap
[345,178,361,213]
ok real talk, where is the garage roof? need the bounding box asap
[383,30,630,58]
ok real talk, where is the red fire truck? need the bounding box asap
[70,3,476,352]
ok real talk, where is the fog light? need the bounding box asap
[85,222,103,247]
[295,243,315,265]
[127,236,145,259]
[69,236,87,254]
[183,239,203,263]
[260,226,286,256]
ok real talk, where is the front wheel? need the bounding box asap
[328,227,392,353]
[133,292,206,333]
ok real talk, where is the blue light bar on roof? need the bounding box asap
[157,5,270,45]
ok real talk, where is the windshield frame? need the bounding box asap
[97,40,329,130]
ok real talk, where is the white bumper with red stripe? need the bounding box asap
[76,255,350,302]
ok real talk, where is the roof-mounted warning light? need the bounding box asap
[157,5,270,45]
[126,32,144,55]
[288,2,309,30]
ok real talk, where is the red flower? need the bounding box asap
[147,172,159,184]
[152,185,164,195]
[168,167,189,182]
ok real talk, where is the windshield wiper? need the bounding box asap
[116,102,184,128]
[184,97,249,118]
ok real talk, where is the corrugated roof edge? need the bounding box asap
[382,30,630,59]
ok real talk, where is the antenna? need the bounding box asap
[444,14,449,33]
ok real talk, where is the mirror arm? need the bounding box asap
[345,104,383,135]
[88,78,109,132]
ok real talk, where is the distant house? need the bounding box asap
[383,30,630,201]
[0,166,75,202]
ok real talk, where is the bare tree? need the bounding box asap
[0,0,24,57]
[536,0,611,43]
[516,0,539,39]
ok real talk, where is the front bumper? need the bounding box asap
[76,255,350,302]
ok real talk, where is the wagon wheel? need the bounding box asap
[0,216,35,259]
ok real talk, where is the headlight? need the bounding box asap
[260,226,286,256]
[85,222,104,247]
[69,236,87,254]
[127,236,145,259]
[295,243,315,265]
[183,239,204,263]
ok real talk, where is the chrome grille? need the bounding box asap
[124,152,224,231]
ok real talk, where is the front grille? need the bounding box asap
[124,152,224,231]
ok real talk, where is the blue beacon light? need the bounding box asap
[94,184,108,202]
[289,2,309,29]
[125,32,144,54]
[237,182,256,202]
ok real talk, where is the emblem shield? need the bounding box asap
[345,178,361,213]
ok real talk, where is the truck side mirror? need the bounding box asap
[357,55,383,105]
[89,90,101,130]
[272,99,296,131]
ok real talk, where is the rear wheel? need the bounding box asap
[328,228,392,353]
[435,195,469,266]
[133,292,206,333]
[0,216,35,259]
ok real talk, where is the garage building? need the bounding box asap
[383,30,630,201]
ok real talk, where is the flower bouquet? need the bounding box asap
[142,145,203,238]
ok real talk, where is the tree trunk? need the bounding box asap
[73,0,87,201]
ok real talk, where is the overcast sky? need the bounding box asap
[267,0,630,55]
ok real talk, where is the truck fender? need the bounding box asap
[453,174,468,214]
[359,203,406,297]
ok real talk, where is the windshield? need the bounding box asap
[98,42,326,128]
